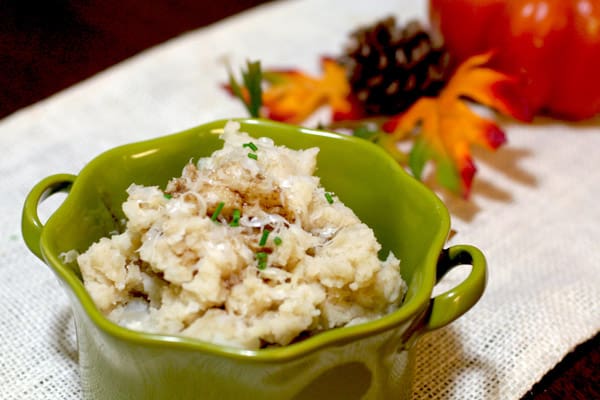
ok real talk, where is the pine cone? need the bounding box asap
[342,17,450,116]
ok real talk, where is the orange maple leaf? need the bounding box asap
[383,53,530,197]
[262,57,358,124]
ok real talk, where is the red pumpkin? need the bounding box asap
[429,0,600,121]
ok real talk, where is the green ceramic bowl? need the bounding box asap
[22,119,486,400]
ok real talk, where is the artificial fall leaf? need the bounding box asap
[383,52,528,197]
[226,60,263,118]
[262,57,359,124]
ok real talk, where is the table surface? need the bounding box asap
[1,1,598,399]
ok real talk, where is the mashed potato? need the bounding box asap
[77,121,406,349]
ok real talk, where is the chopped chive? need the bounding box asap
[256,251,268,270]
[259,229,271,246]
[211,202,225,222]
[243,142,258,152]
[325,192,334,204]
[273,236,282,246]
[163,193,172,199]
[247,153,258,160]
[230,209,240,227]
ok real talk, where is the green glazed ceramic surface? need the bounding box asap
[22,119,487,399]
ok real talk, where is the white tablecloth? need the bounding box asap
[1,1,598,398]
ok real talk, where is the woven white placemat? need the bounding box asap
[1,0,598,398]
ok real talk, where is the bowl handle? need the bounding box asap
[22,174,76,261]
[425,244,487,332]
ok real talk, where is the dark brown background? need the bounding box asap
[1,0,598,398]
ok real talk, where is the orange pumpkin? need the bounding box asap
[430,0,600,121]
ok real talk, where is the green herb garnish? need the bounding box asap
[256,251,268,270]
[230,209,240,227]
[273,236,282,246]
[247,153,258,160]
[325,192,334,204]
[259,229,271,246]
[243,142,258,152]
[211,202,225,222]
[163,193,172,199]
